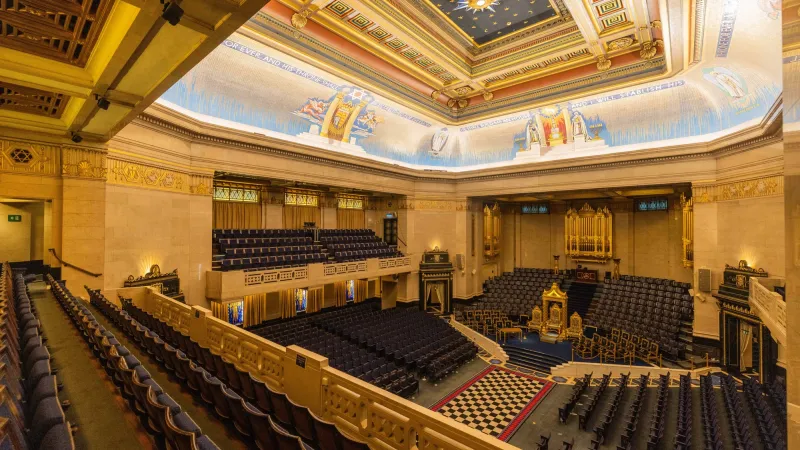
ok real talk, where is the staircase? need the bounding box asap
[562,280,598,319]
[502,346,568,374]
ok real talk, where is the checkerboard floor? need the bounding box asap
[431,366,553,441]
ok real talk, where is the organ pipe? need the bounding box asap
[564,203,613,261]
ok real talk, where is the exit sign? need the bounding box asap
[7,215,21,222]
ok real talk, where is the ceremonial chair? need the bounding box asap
[600,340,616,364]
[527,306,543,334]
[575,335,595,359]
[567,312,583,340]
[545,304,564,336]
[644,341,659,364]
[623,340,637,365]
[637,338,651,361]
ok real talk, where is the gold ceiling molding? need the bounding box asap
[0,138,60,176]
[692,175,784,203]
[190,174,214,196]
[0,82,69,119]
[62,147,107,180]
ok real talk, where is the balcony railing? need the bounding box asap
[748,278,786,346]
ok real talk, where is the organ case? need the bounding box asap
[564,203,613,262]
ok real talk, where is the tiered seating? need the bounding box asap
[765,380,787,428]
[646,373,670,449]
[558,372,591,424]
[1,265,76,450]
[213,228,325,272]
[312,305,476,381]
[465,268,564,321]
[319,229,401,262]
[720,375,756,449]
[95,290,370,449]
[578,373,611,430]
[254,317,418,398]
[617,373,649,449]
[48,278,221,449]
[674,374,692,449]
[743,377,786,450]
[700,375,724,450]
[592,372,629,445]
[586,275,692,356]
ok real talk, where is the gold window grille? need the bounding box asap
[285,190,319,207]
[337,195,364,210]
[565,203,613,261]
[213,182,260,203]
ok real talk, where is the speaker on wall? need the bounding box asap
[456,254,465,270]
[698,268,711,292]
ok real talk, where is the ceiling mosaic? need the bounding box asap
[429,0,559,45]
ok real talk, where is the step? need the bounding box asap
[502,346,568,373]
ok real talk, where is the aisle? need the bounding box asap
[85,299,248,450]
[31,282,154,450]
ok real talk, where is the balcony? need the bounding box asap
[748,278,786,346]
[206,256,416,301]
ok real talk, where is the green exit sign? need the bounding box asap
[8,215,21,222]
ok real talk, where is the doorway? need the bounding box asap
[0,198,48,263]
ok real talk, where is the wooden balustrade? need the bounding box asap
[118,287,515,450]
[749,278,786,346]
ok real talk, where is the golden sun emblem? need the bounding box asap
[455,0,500,13]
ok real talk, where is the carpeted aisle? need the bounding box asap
[31,282,155,450]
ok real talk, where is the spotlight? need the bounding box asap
[70,132,83,144]
[96,96,110,110]
[161,1,184,26]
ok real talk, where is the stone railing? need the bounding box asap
[449,317,508,363]
[749,278,786,346]
[244,266,308,286]
[115,287,517,450]
[322,260,367,276]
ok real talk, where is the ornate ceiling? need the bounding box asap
[252,0,677,122]
[0,0,271,140]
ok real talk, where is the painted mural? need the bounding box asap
[158,0,781,170]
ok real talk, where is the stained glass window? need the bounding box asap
[295,288,308,313]
[226,300,244,326]
[635,198,669,212]
[346,280,355,303]
[213,186,259,203]
[285,191,319,207]
[521,204,550,214]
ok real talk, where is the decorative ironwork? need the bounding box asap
[8,147,32,164]
[124,266,184,303]
[521,203,549,214]
[680,194,694,268]
[285,190,319,207]
[565,203,613,262]
[483,203,501,258]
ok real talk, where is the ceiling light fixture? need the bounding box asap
[455,0,500,13]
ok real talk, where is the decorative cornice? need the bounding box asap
[401,198,469,211]
[0,139,60,177]
[106,156,211,196]
[690,0,707,66]
[692,175,784,203]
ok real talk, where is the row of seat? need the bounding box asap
[220,253,328,272]
[700,375,724,450]
[743,377,786,450]
[225,244,323,258]
[720,373,757,450]
[332,248,401,262]
[674,374,692,449]
[558,372,591,424]
[218,237,314,252]
[214,229,313,239]
[1,266,76,450]
[616,373,649,450]
[646,373,670,449]
[578,373,610,431]
[591,372,629,445]
[49,276,223,450]
[108,293,372,450]
[318,229,374,237]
